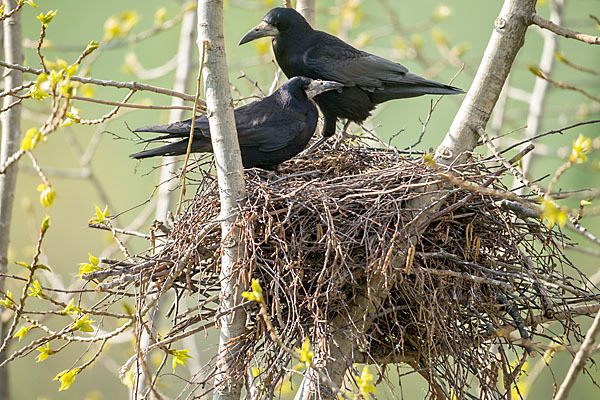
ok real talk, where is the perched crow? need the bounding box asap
[130,77,342,169]
[240,7,464,146]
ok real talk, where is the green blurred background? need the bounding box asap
[3,0,599,398]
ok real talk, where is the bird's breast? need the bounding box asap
[273,40,311,79]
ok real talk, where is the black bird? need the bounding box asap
[130,76,342,169]
[239,7,464,147]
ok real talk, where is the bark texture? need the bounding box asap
[0,2,23,399]
[197,2,247,400]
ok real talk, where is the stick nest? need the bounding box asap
[97,143,599,398]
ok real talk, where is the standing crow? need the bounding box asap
[239,7,463,147]
[130,77,342,169]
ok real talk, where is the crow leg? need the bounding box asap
[341,119,351,139]
[334,120,352,149]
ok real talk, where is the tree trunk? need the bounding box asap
[197,2,247,400]
[0,2,23,399]
[436,0,537,165]
[296,0,315,26]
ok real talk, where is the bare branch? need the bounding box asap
[517,0,563,194]
[0,59,203,105]
[555,310,600,400]
[531,13,600,45]
[70,95,193,112]
[531,66,600,102]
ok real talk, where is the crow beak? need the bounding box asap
[305,80,344,99]
[239,21,279,45]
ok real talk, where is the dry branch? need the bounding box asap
[555,310,600,400]
[531,13,600,45]
[0,59,203,105]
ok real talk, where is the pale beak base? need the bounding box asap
[239,21,279,45]
[305,80,344,99]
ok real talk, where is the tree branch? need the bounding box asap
[517,0,563,193]
[554,310,600,400]
[0,59,203,105]
[530,13,600,45]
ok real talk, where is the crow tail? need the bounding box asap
[130,140,190,159]
[371,73,464,103]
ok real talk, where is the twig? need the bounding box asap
[36,16,49,73]
[478,126,546,197]
[532,67,600,102]
[0,1,25,22]
[554,310,600,400]
[530,13,600,45]
[118,300,250,379]
[238,71,266,97]
[78,90,135,125]
[257,301,350,400]
[555,52,600,75]
[1,94,70,175]
[88,222,151,239]
[0,60,202,104]
[499,119,600,156]
[177,40,209,215]
[0,81,35,98]
[0,216,50,357]
[70,95,193,112]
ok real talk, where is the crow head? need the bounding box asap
[239,7,311,45]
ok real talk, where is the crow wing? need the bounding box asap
[134,98,308,153]
[303,32,409,90]
[234,98,308,152]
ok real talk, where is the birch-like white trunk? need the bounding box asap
[436,0,537,165]
[197,2,247,400]
[0,2,23,399]
[296,0,315,26]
